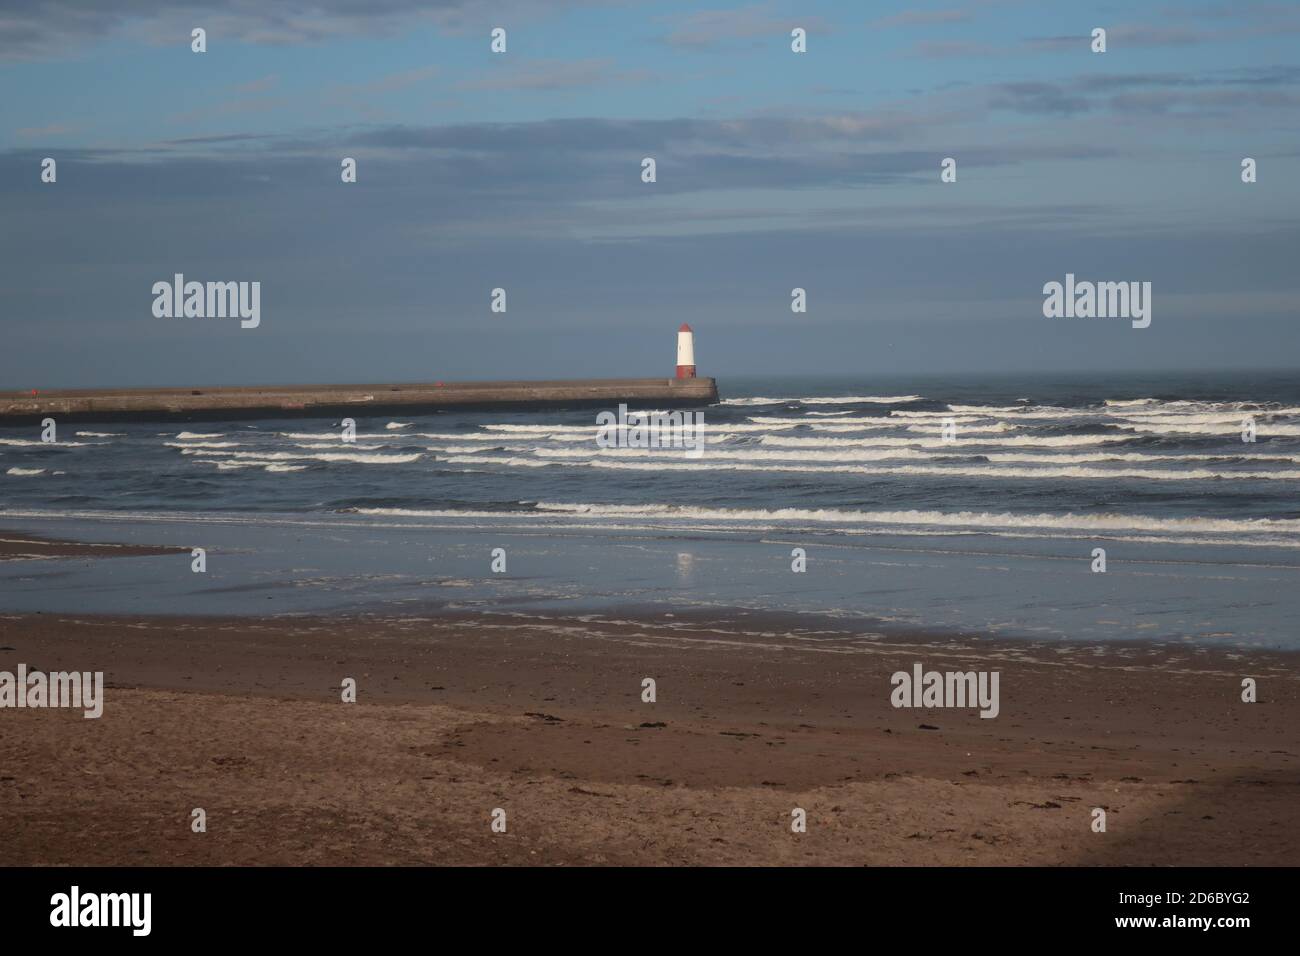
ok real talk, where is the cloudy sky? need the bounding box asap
[2,0,1298,387]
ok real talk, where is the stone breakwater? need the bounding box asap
[0,377,720,424]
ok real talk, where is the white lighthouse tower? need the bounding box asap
[676,324,696,379]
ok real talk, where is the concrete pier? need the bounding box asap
[0,377,720,424]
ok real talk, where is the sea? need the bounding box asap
[3,370,1299,650]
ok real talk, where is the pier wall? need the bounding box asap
[0,378,720,424]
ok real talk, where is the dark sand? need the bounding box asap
[0,531,186,561]
[1,610,1296,866]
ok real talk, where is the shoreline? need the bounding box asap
[2,609,1296,865]
[2,516,1297,650]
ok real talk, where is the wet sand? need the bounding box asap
[1,610,1296,866]
[0,531,186,561]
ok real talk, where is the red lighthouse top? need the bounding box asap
[679,323,693,333]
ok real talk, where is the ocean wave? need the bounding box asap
[531,445,1300,466]
[927,407,1085,419]
[280,431,398,441]
[5,504,1296,551]
[187,449,421,464]
[443,454,1300,481]
[809,422,1016,434]
[1120,422,1300,436]
[347,502,1300,547]
[534,446,934,462]
[902,423,1017,434]
[1104,398,1293,412]
[1108,411,1300,424]
[748,415,892,426]
[0,438,87,446]
[5,467,47,476]
[890,412,1011,422]
[722,394,925,406]
[530,502,1300,534]
[482,422,781,435]
[193,458,309,472]
[761,433,1131,448]
[191,459,264,470]
[947,404,1037,413]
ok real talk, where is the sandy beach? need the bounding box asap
[2,597,1296,866]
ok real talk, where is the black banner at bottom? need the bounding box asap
[0,866,1284,941]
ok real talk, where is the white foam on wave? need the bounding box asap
[978,450,1300,465]
[1109,410,1300,424]
[1104,398,1290,412]
[723,395,925,406]
[0,438,87,447]
[406,433,511,441]
[280,431,397,441]
[890,412,1003,422]
[4,504,1294,551]
[192,459,263,471]
[348,502,1300,547]
[1121,422,1300,436]
[533,502,1300,533]
[176,432,224,440]
[947,404,1035,414]
[748,415,892,427]
[187,449,421,464]
[761,433,1130,448]
[194,458,310,472]
[386,422,413,430]
[423,430,737,444]
[430,444,532,454]
[75,431,125,437]
[443,453,1300,482]
[533,445,1300,467]
[927,407,1086,420]
[902,423,1016,435]
[5,467,47,476]
[483,422,782,435]
[535,446,934,463]
[808,422,1017,434]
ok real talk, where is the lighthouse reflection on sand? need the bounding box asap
[595,324,707,458]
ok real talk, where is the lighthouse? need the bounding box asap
[676,324,696,379]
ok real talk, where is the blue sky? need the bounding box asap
[2,0,1298,386]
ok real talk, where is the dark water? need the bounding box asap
[2,370,1298,647]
